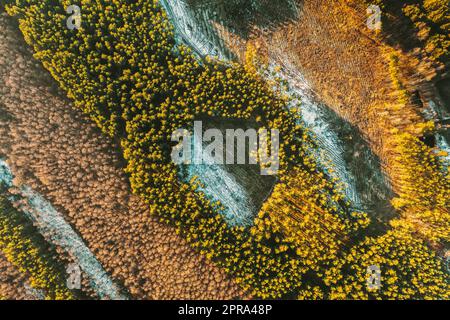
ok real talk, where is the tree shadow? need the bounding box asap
[184,0,301,39]
[313,101,397,236]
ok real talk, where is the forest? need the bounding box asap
[0,0,448,299]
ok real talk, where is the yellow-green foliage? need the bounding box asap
[247,166,370,298]
[0,192,74,300]
[390,132,450,244]
[386,52,410,105]
[364,0,449,62]
[403,0,449,61]
[297,286,324,300]
[259,167,370,272]
[325,228,450,300]
[383,46,449,244]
